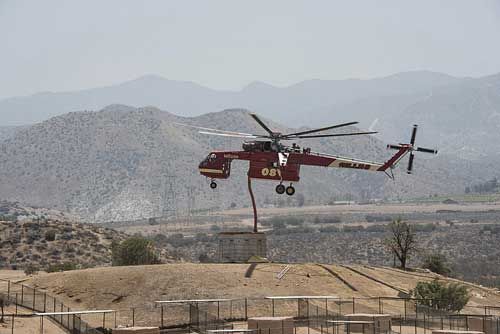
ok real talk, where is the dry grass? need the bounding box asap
[19,263,500,328]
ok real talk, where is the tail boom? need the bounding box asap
[377,145,412,171]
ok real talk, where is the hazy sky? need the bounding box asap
[1,0,500,99]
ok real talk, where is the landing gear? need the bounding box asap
[275,184,285,194]
[276,183,295,195]
[210,180,217,189]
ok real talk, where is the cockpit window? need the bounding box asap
[209,153,216,161]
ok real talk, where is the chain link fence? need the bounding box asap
[2,279,500,334]
[0,278,104,334]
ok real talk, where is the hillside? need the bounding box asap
[0,106,495,222]
[0,215,127,270]
[0,126,25,142]
[25,263,500,327]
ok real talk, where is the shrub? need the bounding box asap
[319,226,339,233]
[422,254,452,276]
[24,263,39,275]
[411,280,470,312]
[313,216,342,224]
[343,225,365,232]
[46,262,78,273]
[112,237,160,266]
[210,225,221,232]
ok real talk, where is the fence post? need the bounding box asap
[21,285,24,305]
[132,308,135,327]
[352,297,355,313]
[11,314,14,334]
[424,312,426,334]
[245,298,248,320]
[161,305,164,328]
[15,293,18,315]
[378,297,381,314]
[33,287,36,310]
[7,280,10,299]
[43,292,47,312]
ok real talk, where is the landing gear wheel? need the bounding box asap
[210,181,217,189]
[275,184,285,194]
[286,185,295,196]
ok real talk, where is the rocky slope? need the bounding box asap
[0,215,126,270]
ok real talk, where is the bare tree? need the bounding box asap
[384,219,417,269]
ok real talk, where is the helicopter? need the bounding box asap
[185,113,438,195]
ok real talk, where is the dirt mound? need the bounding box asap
[26,263,500,314]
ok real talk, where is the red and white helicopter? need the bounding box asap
[187,114,437,195]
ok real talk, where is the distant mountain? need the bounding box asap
[312,73,500,159]
[0,126,26,142]
[5,70,499,158]
[0,71,459,126]
[0,105,496,222]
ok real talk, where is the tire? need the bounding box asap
[286,186,295,196]
[275,184,285,194]
[210,181,217,189]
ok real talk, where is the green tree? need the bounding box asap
[384,219,417,269]
[422,253,451,276]
[411,280,470,312]
[112,237,160,266]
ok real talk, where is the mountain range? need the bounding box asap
[1,70,499,221]
[1,70,499,160]
[0,105,497,222]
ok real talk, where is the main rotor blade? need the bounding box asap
[284,131,378,139]
[283,121,359,137]
[250,113,274,135]
[198,131,260,139]
[387,144,403,150]
[407,152,415,174]
[410,125,418,146]
[173,122,257,137]
[416,147,438,154]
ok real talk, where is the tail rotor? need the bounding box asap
[387,124,438,174]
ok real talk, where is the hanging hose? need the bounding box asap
[247,175,258,233]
